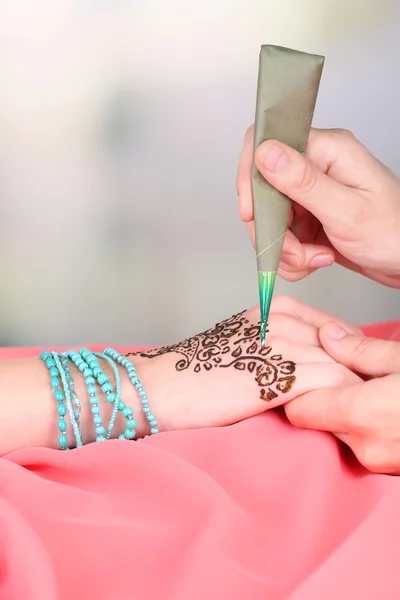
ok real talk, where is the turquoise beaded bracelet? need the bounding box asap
[104,348,159,437]
[40,347,158,448]
[40,351,70,450]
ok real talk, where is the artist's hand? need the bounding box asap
[136,296,361,432]
[285,323,400,474]
[237,126,400,288]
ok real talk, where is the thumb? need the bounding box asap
[319,322,400,377]
[255,140,355,226]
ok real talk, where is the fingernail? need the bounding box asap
[324,323,347,340]
[309,254,334,269]
[280,252,300,268]
[258,143,287,173]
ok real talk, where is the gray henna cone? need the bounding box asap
[252,45,325,346]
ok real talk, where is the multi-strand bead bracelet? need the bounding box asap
[40,348,159,450]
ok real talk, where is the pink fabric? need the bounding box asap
[0,321,400,599]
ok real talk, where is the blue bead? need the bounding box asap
[130,378,139,386]
[93,367,102,377]
[96,435,106,442]
[97,373,109,385]
[149,420,157,427]
[122,406,133,418]
[46,358,56,368]
[57,404,67,416]
[53,389,64,401]
[87,385,97,395]
[93,415,102,424]
[74,357,84,367]
[126,418,137,429]
[118,434,126,440]
[40,351,52,361]
[139,390,146,397]
[141,399,148,406]
[79,349,90,359]
[121,358,128,366]
[95,426,105,435]
[102,382,113,393]
[142,406,150,414]
[59,434,68,448]
[118,400,125,411]
[58,418,67,432]
[90,395,99,405]
[91,406,100,414]
[106,392,116,404]
[86,354,96,362]
[78,363,87,372]
[88,360,98,369]
[150,427,159,435]
[124,429,135,440]
[146,413,154,421]
[51,376,60,388]
[49,366,59,377]
[83,368,92,378]
[85,376,95,385]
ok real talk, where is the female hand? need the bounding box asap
[285,323,400,474]
[0,297,361,455]
[135,296,362,432]
[237,126,400,287]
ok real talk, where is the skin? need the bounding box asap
[237,126,400,287]
[237,125,400,473]
[286,323,400,475]
[0,296,360,456]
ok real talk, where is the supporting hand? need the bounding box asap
[285,323,400,474]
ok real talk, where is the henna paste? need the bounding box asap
[126,311,296,401]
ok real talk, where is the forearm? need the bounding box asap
[0,354,154,455]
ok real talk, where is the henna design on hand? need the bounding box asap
[126,311,296,401]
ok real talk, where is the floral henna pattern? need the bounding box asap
[126,311,296,401]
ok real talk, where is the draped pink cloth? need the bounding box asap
[0,320,399,600]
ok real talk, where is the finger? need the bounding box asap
[285,380,363,433]
[268,313,323,347]
[254,140,358,226]
[267,362,361,410]
[290,202,320,243]
[307,128,384,191]
[319,324,400,376]
[246,221,255,248]
[277,264,317,282]
[237,125,254,222]
[270,296,364,336]
[261,335,336,365]
[281,239,334,270]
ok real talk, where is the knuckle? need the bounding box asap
[329,363,354,385]
[294,161,319,194]
[332,128,356,141]
[353,336,378,360]
[268,312,292,334]
[265,334,287,353]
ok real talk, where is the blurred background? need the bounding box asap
[0,0,399,347]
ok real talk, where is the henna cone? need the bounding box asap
[252,45,325,346]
